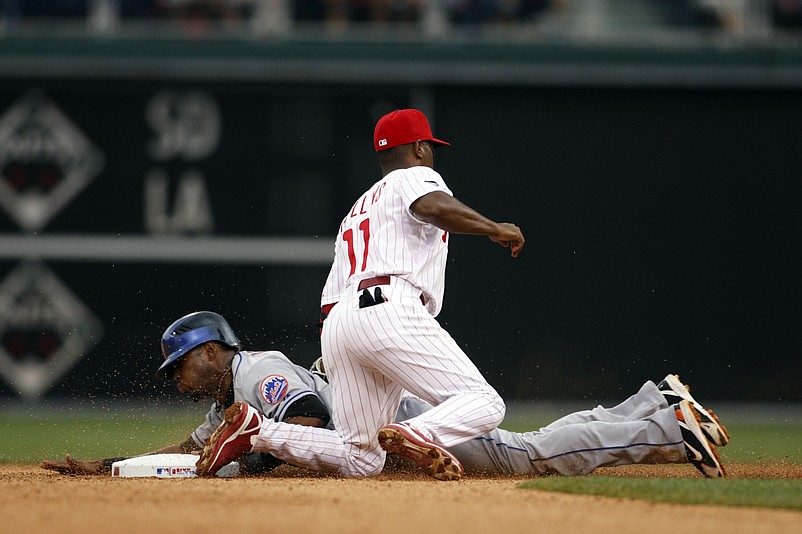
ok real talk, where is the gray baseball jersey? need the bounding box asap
[191,351,333,448]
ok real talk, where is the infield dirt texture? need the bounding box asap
[3,463,800,534]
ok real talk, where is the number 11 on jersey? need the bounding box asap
[343,217,371,276]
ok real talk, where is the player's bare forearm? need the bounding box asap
[40,437,199,475]
[411,192,492,233]
[411,192,524,257]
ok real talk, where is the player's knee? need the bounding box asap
[342,453,383,478]
[488,392,506,426]
[473,391,505,435]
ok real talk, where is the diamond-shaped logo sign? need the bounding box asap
[0,261,103,399]
[0,90,104,232]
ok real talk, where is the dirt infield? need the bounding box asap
[3,463,800,534]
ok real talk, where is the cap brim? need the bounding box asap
[428,137,450,148]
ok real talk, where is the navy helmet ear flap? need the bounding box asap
[156,311,240,379]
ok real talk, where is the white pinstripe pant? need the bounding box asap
[251,280,505,477]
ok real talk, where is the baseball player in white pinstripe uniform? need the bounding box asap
[196,108,525,480]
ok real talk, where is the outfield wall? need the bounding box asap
[0,38,799,402]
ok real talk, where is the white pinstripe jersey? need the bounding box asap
[321,166,452,317]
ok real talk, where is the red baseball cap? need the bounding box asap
[373,109,450,152]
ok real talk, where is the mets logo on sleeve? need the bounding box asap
[260,375,289,405]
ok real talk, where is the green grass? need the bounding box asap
[0,407,205,462]
[718,423,802,464]
[4,410,802,465]
[3,405,802,512]
[506,421,802,511]
[520,477,802,511]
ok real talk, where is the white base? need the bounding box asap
[110,454,239,478]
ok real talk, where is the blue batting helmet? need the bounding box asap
[156,311,241,379]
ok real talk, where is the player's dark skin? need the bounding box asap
[40,342,324,475]
[382,140,524,258]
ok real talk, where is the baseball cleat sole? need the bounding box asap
[378,423,463,481]
[659,374,730,447]
[676,400,727,478]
